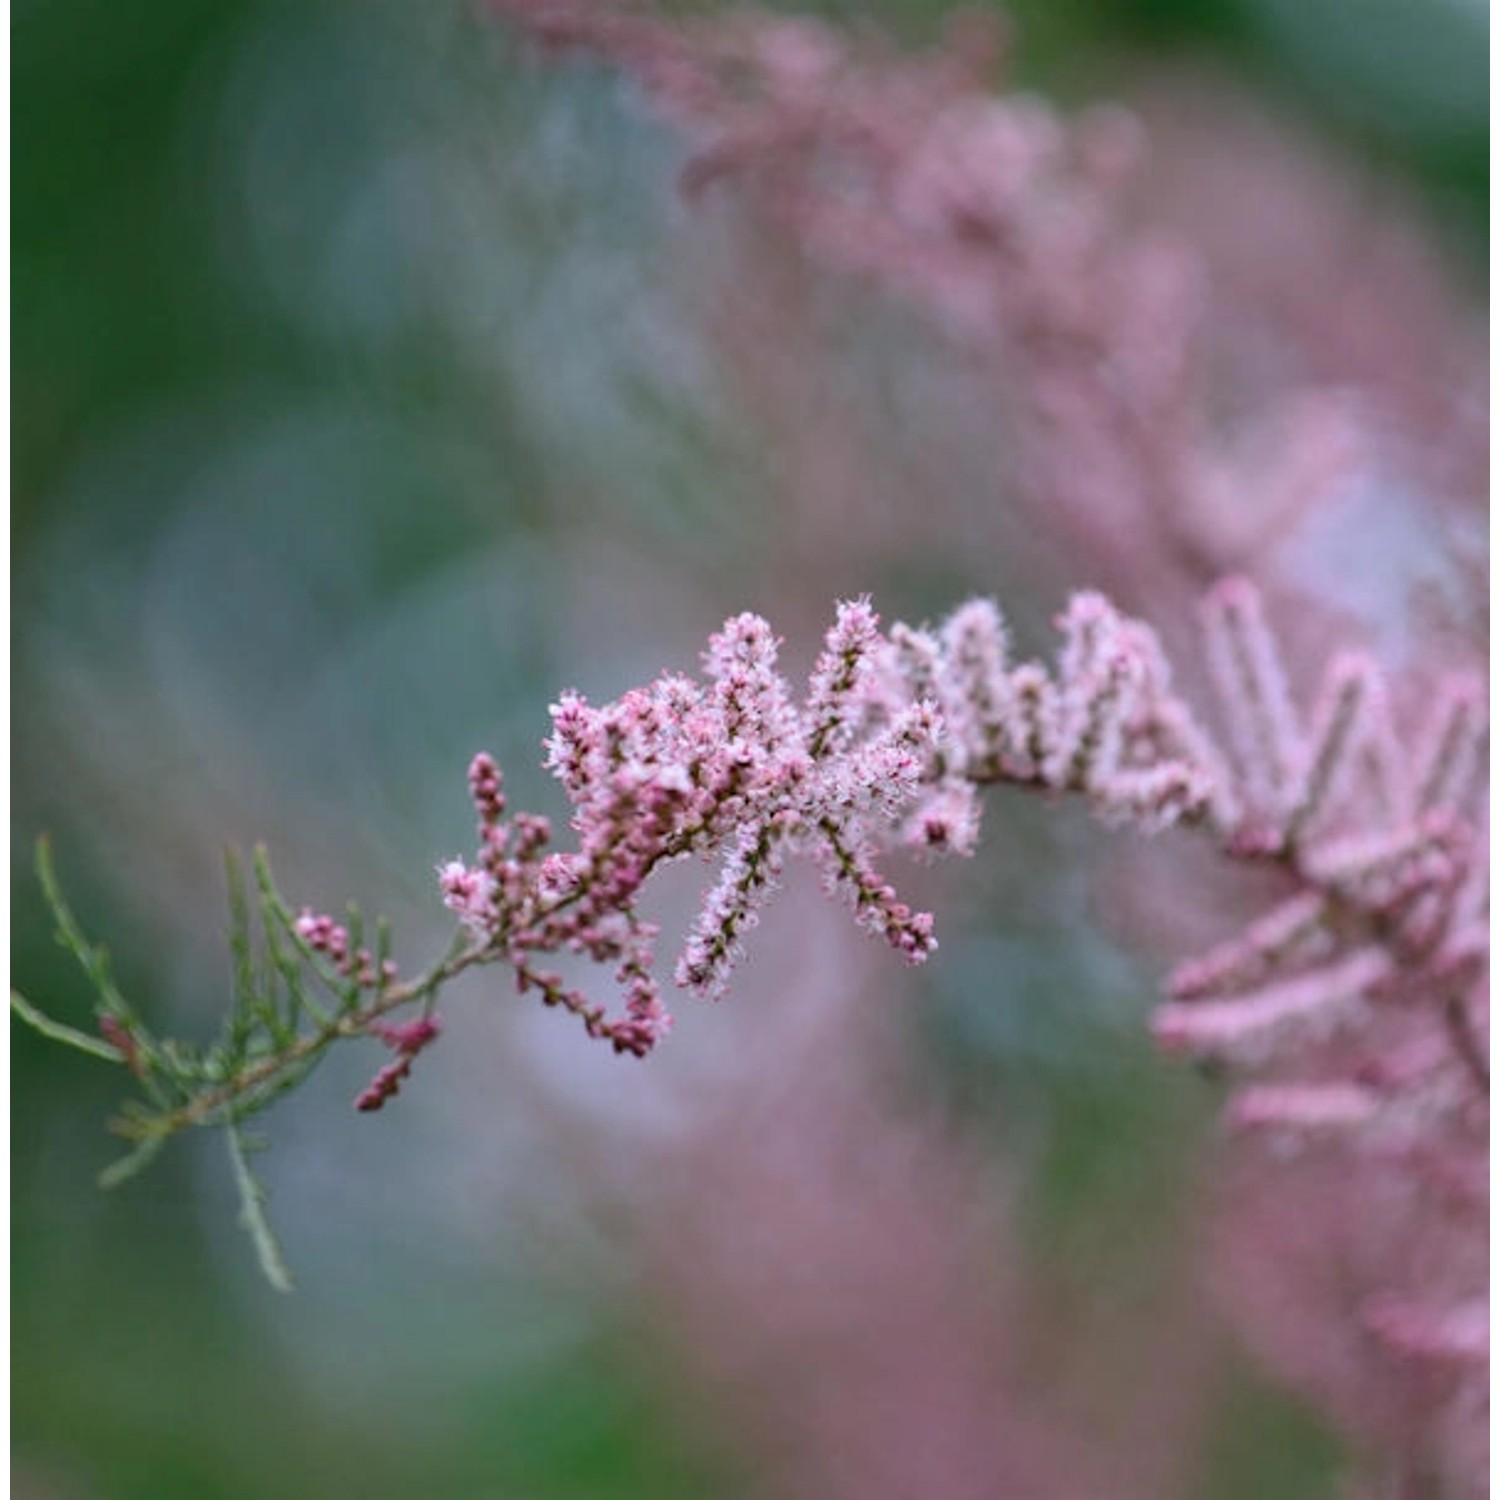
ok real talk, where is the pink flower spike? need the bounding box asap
[1201,576,1301,820]
[1411,675,1488,816]
[544,690,602,798]
[676,823,785,1000]
[294,909,352,968]
[355,1014,442,1113]
[468,752,507,827]
[1168,891,1331,1001]
[814,819,937,965]
[705,612,799,756]
[999,664,1055,781]
[935,598,1010,769]
[1152,947,1392,1066]
[805,596,881,760]
[1282,652,1379,845]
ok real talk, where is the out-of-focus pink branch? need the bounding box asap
[488,2,1408,615]
[455,5,1487,1486]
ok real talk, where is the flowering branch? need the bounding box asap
[15,580,1485,1289]
[11,7,1484,1490]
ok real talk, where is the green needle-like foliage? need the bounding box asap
[13,838,472,1289]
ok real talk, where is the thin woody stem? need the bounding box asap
[128,941,489,1140]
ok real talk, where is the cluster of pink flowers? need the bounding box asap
[452,5,1485,1486]
[884,591,1224,836]
[435,586,1241,1054]
[437,579,1485,1046]
[437,602,941,1053]
[478,578,1483,1137]
[1164,581,1486,1074]
[1157,582,1488,1469]
[424,572,1485,1486]
[293,909,398,992]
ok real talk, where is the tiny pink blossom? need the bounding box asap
[437,860,494,931]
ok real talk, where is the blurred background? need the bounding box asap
[12,2,1486,1497]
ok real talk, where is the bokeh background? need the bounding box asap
[13,2,1486,1497]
